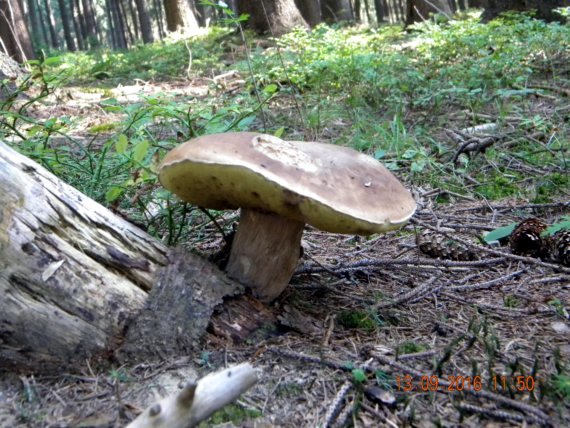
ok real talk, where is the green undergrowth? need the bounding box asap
[2,12,568,243]
[198,403,261,426]
[42,26,232,84]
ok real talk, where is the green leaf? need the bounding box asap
[483,223,516,244]
[274,127,285,138]
[544,217,570,236]
[374,149,386,159]
[44,56,62,66]
[401,149,417,159]
[411,159,426,172]
[116,134,128,154]
[264,83,278,94]
[105,186,124,203]
[352,368,367,384]
[133,140,149,163]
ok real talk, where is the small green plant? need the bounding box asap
[108,368,129,383]
[503,295,520,308]
[199,403,261,426]
[337,310,377,332]
[552,374,570,401]
[352,368,367,384]
[397,341,428,355]
[548,299,568,318]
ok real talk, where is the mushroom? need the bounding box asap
[159,132,416,302]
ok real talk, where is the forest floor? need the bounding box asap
[1,16,570,428]
[0,195,569,427]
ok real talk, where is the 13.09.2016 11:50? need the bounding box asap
[395,374,536,392]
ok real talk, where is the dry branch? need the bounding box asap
[127,363,259,428]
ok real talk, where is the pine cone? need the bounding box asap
[419,231,479,261]
[509,218,548,258]
[549,229,570,266]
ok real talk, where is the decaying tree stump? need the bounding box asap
[0,141,253,372]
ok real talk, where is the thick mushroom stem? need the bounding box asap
[226,208,305,302]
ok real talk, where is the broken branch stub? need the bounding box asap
[127,363,259,428]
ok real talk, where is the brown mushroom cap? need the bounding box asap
[159,132,416,235]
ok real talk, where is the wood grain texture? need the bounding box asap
[127,363,259,428]
[0,142,169,371]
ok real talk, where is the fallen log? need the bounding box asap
[0,141,247,372]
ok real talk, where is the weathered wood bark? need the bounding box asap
[127,363,259,428]
[0,142,250,373]
[238,0,309,35]
[0,0,35,62]
[116,249,243,363]
[295,0,322,26]
[0,142,167,371]
[163,0,199,33]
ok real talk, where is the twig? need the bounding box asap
[446,128,498,164]
[324,381,352,428]
[360,402,399,428]
[441,292,556,317]
[456,402,549,426]
[453,201,569,213]
[296,257,506,276]
[447,269,526,291]
[373,276,438,309]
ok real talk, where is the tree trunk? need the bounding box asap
[0,0,35,62]
[153,0,166,39]
[321,0,353,22]
[70,0,85,50]
[163,0,199,33]
[108,0,128,49]
[294,0,322,26]
[135,0,154,43]
[126,0,140,42]
[405,0,453,25]
[42,0,59,48]
[35,0,50,48]
[0,142,248,373]
[362,0,372,22]
[105,0,117,49]
[354,0,362,22]
[194,0,212,27]
[74,0,89,48]
[237,0,308,35]
[480,0,566,22]
[118,0,134,46]
[81,0,99,47]
[25,0,44,48]
[373,0,384,22]
[56,0,77,51]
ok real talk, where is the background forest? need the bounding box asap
[1,0,569,427]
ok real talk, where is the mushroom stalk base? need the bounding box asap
[226,208,304,302]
